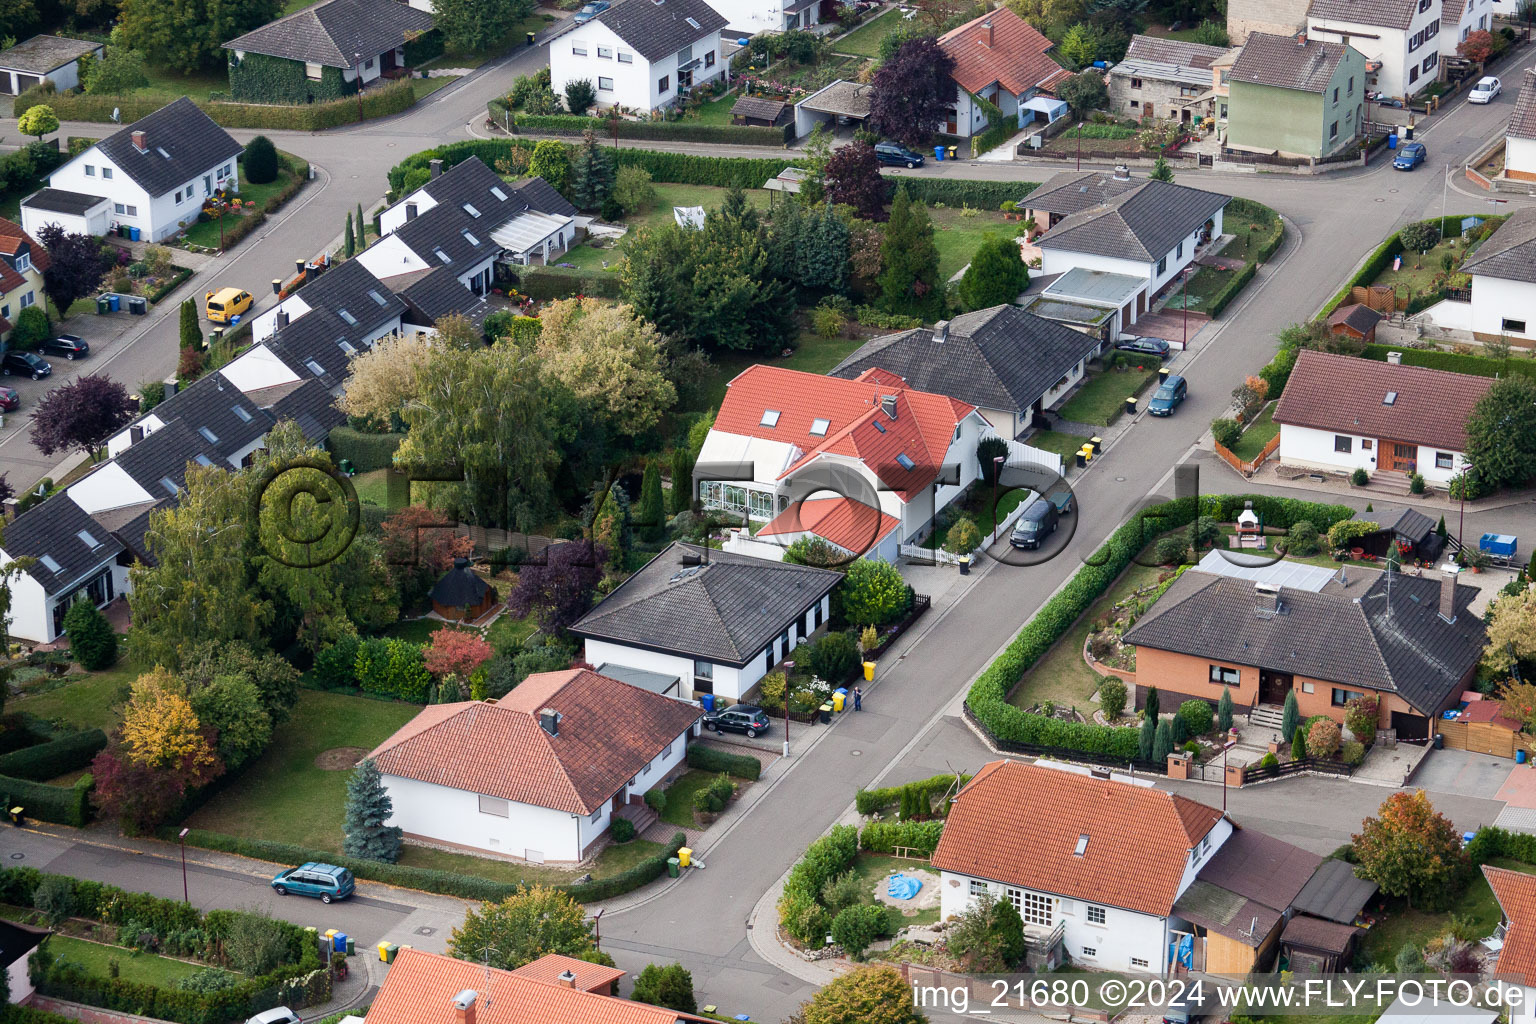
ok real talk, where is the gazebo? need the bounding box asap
[429,557,497,622]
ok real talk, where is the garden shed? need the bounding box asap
[731,95,790,127]
[429,556,497,621]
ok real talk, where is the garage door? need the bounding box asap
[12,74,41,94]
[1391,710,1429,741]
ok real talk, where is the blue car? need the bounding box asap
[272,862,355,903]
[1148,374,1187,416]
[573,0,609,22]
[1393,142,1427,170]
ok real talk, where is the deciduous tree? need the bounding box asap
[343,757,403,862]
[120,669,220,774]
[631,963,697,1014]
[118,0,283,72]
[432,0,531,53]
[36,223,108,320]
[1055,71,1107,119]
[1486,589,1536,676]
[957,235,1029,311]
[63,598,117,670]
[1458,29,1495,61]
[29,375,136,462]
[534,298,675,433]
[528,139,572,195]
[17,105,58,141]
[381,505,476,610]
[1464,375,1536,495]
[841,558,908,627]
[423,627,495,678]
[448,885,606,969]
[339,331,435,430]
[870,38,955,149]
[824,141,887,221]
[84,46,149,94]
[506,539,605,636]
[1352,790,1469,908]
[796,965,927,1024]
[187,673,271,772]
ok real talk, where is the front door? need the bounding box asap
[1259,670,1293,705]
[1383,440,1418,473]
[612,792,624,812]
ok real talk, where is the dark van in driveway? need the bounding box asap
[1009,497,1059,549]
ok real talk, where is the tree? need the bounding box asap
[1059,23,1097,67]
[35,224,107,320]
[432,0,527,52]
[357,202,367,247]
[824,141,887,221]
[841,558,908,627]
[636,460,665,541]
[381,505,476,610]
[529,139,571,195]
[632,963,696,1014]
[1307,717,1340,759]
[244,136,278,185]
[977,436,1009,485]
[670,446,693,515]
[568,130,615,210]
[1149,154,1174,182]
[1352,790,1469,908]
[614,165,657,214]
[120,669,220,775]
[174,300,201,355]
[507,539,605,636]
[1138,713,1156,761]
[84,46,150,94]
[343,211,356,258]
[448,885,604,969]
[869,37,955,148]
[187,673,271,772]
[797,965,927,1024]
[1485,589,1536,676]
[957,235,1029,311]
[1098,678,1127,720]
[564,78,596,116]
[1465,375,1536,494]
[423,627,495,678]
[535,298,675,434]
[338,331,434,429]
[63,598,117,670]
[1399,221,1441,253]
[17,105,59,141]
[1217,685,1233,731]
[877,187,942,320]
[342,758,403,862]
[1056,71,1107,119]
[1152,717,1173,762]
[1281,690,1299,741]
[1144,685,1159,720]
[30,375,136,463]
[32,875,75,928]
[118,0,282,72]
[1192,19,1229,46]
[10,305,49,350]
[183,640,300,724]
[91,745,198,832]
[1458,28,1495,61]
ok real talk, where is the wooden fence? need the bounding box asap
[1437,718,1523,758]
[1212,431,1281,477]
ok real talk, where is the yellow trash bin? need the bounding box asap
[832,691,845,712]
[678,847,692,868]
[324,929,339,943]
[863,661,875,681]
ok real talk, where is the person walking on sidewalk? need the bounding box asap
[853,686,863,711]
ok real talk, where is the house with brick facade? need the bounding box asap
[1121,562,1485,740]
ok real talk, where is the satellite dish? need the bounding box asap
[111,107,120,123]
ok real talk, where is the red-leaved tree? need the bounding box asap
[507,540,605,637]
[870,37,956,150]
[1458,29,1494,62]
[381,506,476,610]
[825,141,888,221]
[29,374,136,462]
[1352,790,1468,909]
[423,627,495,678]
[90,740,223,833]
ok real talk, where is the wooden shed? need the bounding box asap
[429,557,497,622]
[1326,302,1385,344]
[1279,914,1362,973]
[731,95,790,127]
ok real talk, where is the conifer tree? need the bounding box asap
[1138,714,1156,762]
[1281,690,1299,741]
[1218,686,1234,732]
[179,298,201,352]
[342,758,403,862]
[636,460,664,540]
[344,212,355,258]
[1153,718,1173,762]
[670,447,693,515]
[877,186,942,320]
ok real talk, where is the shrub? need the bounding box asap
[1344,694,1379,745]
[831,903,887,959]
[1258,752,1279,769]
[1287,520,1320,556]
[806,631,861,683]
[1210,418,1243,450]
[11,306,49,350]
[854,773,969,816]
[353,638,430,702]
[644,788,666,813]
[945,516,982,555]
[1217,686,1234,732]
[244,136,278,184]
[312,635,362,689]
[1154,534,1188,566]
[820,870,870,916]
[33,874,75,926]
[62,600,118,670]
[686,744,760,780]
[812,304,847,339]
[778,824,859,944]
[613,164,657,214]
[1410,472,1426,494]
[1342,741,1366,766]
[610,818,637,843]
[858,819,944,854]
[1351,467,1370,486]
[1327,519,1378,550]
[840,558,909,628]
[326,427,404,472]
[1307,718,1341,759]
[1178,700,1214,738]
[1098,679,1127,721]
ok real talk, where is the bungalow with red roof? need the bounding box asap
[368,668,701,863]
[937,8,1070,139]
[0,217,49,345]
[1486,865,1536,1024]
[694,363,989,557]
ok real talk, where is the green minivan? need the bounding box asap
[271,862,355,903]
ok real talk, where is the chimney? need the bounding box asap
[429,158,443,179]
[983,19,993,44]
[131,130,147,153]
[276,309,289,330]
[405,201,418,221]
[451,990,477,1024]
[539,708,560,736]
[129,425,144,445]
[1387,350,1403,364]
[1112,164,1131,181]
[557,970,578,988]
[1254,581,1281,617]
[881,394,898,419]
[1438,564,1458,623]
[932,320,950,344]
[1296,30,1307,46]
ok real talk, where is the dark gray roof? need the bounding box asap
[1196,826,1322,913]
[269,377,345,440]
[1172,881,1282,947]
[1327,302,1384,335]
[96,497,174,566]
[1230,32,1349,93]
[1292,858,1379,924]
[1,493,124,598]
[571,542,842,666]
[732,96,788,121]
[508,176,577,218]
[1122,568,1485,716]
[1121,34,1229,70]
[265,257,406,387]
[1380,506,1435,544]
[592,0,727,63]
[1510,70,1536,141]
[1022,170,1142,217]
[1307,0,1418,30]
[430,559,491,607]
[90,98,243,200]
[1461,207,1536,284]
[394,197,498,271]
[223,0,435,68]
[146,370,272,465]
[1035,178,1230,262]
[829,306,1101,416]
[0,35,101,74]
[398,264,484,323]
[113,419,225,498]
[0,919,51,970]
[21,187,110,216]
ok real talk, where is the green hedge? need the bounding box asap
[513,266,623,300]
[1205,261,1257,318]
[491,102,789,146]
[3,1006,78,1024]
[859,819,944,854]
[327,427,404,472]
[403,28,444,65]
[1467,825,1536,865]
[1320,231,1401,318]
[0,729,106,781]
[32,958,329,1024]
[158,828,688,903]
[146,266,193,304]
[0,773,93,826]
[1357,343,1536,383]
[898,177,1037,210]
[17,80,415,132]
[686,744,761,780]
[854,772,969,815]
[778,824,858,944]
[1227,198,1284,262]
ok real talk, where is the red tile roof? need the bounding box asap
[508,954,625,994]
[369,669,700,815]
[930,760,1225,916]
[713,363,977,501]
[0,263,25,295]
[0,217,50,273]
[1272,349,1493,452]
[1486,866,1536,985]
[757,497,901,555]
[1463,699,1523,731]
[939,7,1071,97]
[367,948,709,1024]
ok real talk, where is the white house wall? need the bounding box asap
[253,294,315,343]
[7,953,34,1005]
[1279,423,1377,475]
[1470,273,1536,342]
[381,773,584,862]
[551,19,723,113]
[1306,15,1434,99]
[1506,136,1536,177]
[356,233,430,281]
[106,412,168,459]
[1,565,50,644]
[1174,817,1233,896]
[20,200,109,240]
[48,145,237,243]
[1445,0,1492,53]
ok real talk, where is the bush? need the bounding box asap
[778,825,859,945]
[806,631,861,683]
[1154,534,1189,566]
[686,744,760,780]
[831,903,887,959]
[858,819,944,854]
[1287,520,1321,556]
[1258,752,1279,769]
[613,164,657,214]
[1327,519,1378,550]
[854,773,969,816]
[312,635,362,690]
[1351,468,1370,486]
[1307,718,1341,760]
[899,177,1039,210]
[1409,472,1426,494]
[812,304,847,339]
[644,788,666,813]
[326,427,404,473]
[353,638,430,702]
[11,306,49,350]
[1178,700,1214,738]
[0,730,107,782]
[1344,694,1379,745]
[610,817,637,843]
[244,136,278,184]
[1342,740,1366,767]
[1211,418,1242,449]
[945,516,982,555]
[1098,679,1127,721]
[63,600,117,670]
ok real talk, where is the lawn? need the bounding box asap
[486,612,538,652]
[1025,430,1091,459]
[931,485,1028,552]
[832,9,904,57]
[180,166,298,251]
[139,65,229,104]
[425,12,559,69]
[1058,367,1160,426]
[11,661,143,732]
[1220,205,1282,264]
[1371,237,1464,299]
[1161,264,1236,312]
[410,75,461,102]
[660,769,715,827]
[377,619,473,644]
[694,331,865,413]
[398,838,665,885]
[353,468,391,508]
[1359,856,1536,966]
[847,852,941,928]
[690,91,739,125]
[34,934,211,987]
[185,689,419,850]
[1228,402,1279,462]
[929,208,1015,281]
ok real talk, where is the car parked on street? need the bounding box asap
[1010,498,1060,550]
[1469,76,1502,103]
[1114,336,1171,359]
[874,141,925,168]
[1393,141,1427,170]
[0,387,18,412]
[205,287,253,324]
[1,351,51,380]
[245,1008,301,1024]
[573,1,609,22]
[1148,374,1187,416]
[41,334,89,360]
[271,862,354,903]
[704,703,770,738]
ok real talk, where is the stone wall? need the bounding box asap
[1227,0,1308,44]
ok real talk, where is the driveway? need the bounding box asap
[1402,747,1514,798]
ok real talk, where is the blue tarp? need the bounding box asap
[887,874,922,900]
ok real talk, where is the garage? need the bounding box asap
[0,35,103,95]
[21,188,112,240]
[1391,710,1430,741]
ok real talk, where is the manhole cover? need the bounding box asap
[414,926,436,936]
[1389,188,1399,193]
[850,750,863,756]
[1115,476,1126,482]
[9,853,23,860]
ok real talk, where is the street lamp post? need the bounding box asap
[1181,264,1192,347]
[591,907,604,949]
[1220,738,1237,813]
[178,827,190,903]
[991,455,1005,528]
[1075,121,1084,170]
[782,660,794,757]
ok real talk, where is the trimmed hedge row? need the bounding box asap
[687,744,762,781]
[145,266,194,305]
[1357,342,1536,383]
[898,177,1037,210]
[513,266,623,300]
[1320,231,1401,318]
[778,824,858,945]
[326,427,404,473]
[16,80,416,132]
[965,494,1356,758]
[1205,261,1258,318]
[489,101,789,146]
[854,772,969,815]
[0,774,93,826]
[32,959,329,1024]
[858,819,943,855]
[159,828,688,903]
[0,729,106,781]
[1467,825,1536,865]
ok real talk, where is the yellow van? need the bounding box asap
[205,287,253,324]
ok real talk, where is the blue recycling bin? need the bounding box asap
[129,226,141,241]
[700,693,715,712]
[1388,134,1398,149]
[934,146,945,161]
[107,294,121,312]
[1519,750,1528,765]
[332,932,348,953]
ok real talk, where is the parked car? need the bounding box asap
[205,286,253,324]
[704,703,771,738]
[41,334,89,360]
[1393,141,1427,170]
[0,387,18,412]
[1009,497,1060,550]
[245,1009,301,1024]
[874,141,925,168]
[1469,76,1502,103]
[271,862,355,903]
[1114,336,1171,359]
[1148,374,1187,416]
[1,351,51,380]
[573,0,609,22]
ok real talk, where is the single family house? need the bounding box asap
[1226,0,1309,45]
[1225,31,1366,161]
[936,8,1070,139]
[702,0,819,36]
[0,217,48,346]
[1459,206,1536,344]
[550,0,727,114]
[1020,168,1141,233]
[0,920,50,1005]
[1486,865,1536,1024]
[1108,34,1232,123]
[1506,71,1536,182]
[1306,0,1442,100]
[0,35,103,95]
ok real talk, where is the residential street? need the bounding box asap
[1,30,1536,1024]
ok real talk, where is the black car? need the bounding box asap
[1114,336,1171,359]
[1,351,51,380]
[874,141,925,168]
[1009,498,1060,550]
[41,334,89,360]
[704,703,771,738]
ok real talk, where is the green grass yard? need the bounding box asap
[930,210,1017,281]
[694,332,864,413]
[846,853,941,928]
[398,838,666,885]
[180,166,298,251]
[33,934,212,987]
[832,9,904,57]
[11,661,143,732]
[138,65,229,104]
[1058,367,1160,426]
[1024,430,1091,459]
[1161,264,1235,312]
[659,769,716,827]
[1360,857,1536,967]
[690,91,739,124]
[1370,237,1464,299]
[1229,403,1279,462]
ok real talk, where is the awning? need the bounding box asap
[1022,96,1068,120]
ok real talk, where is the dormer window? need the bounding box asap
[760,409,781,427]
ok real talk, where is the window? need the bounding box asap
[969,879,989,896]
[85,165,95,176]
[1157,256,1167,275]
[15,253,29,273]
[598,76,614,90]
[1362,439,1373,450]
[160,477,179,495]
[760,409,781,427]
[434,247,451,263]
[896,453,915,471]
[705,50,715,67]
[1334,435,1353,453]
[1409,65,1420,82]
[1504,318,1527,333]
[1436,452,1454,470]
[19,292,32,308]
[618,51,633,63]
[658,75,670,93]
[1333,87,1339,103]
[1176,241,1183,259]
[0,304,7,319]
[113,203,137,216]
[305,61,323,80]
[365,57,375,69]
[102,167,112,179]
[1019,892,1053,926]
[686,15,700,27]
[677,44,693,63]
[694,660,713,680]
[590,809,600,823]
[810,418,830,436]
[462,229,480,246]
[1332,687,1366,707]
[76,529,101,549]
[175,189,183,204]
[1301,681,1314,694]
[597,45,612,58]
[233,405,252,423]
[1330,121,1339,140]
[1348,75,1354,94]
[1131,77,1142,88]
[198,426,219,444]
[1088,905,1106,925]
[1131,958,1149,969]
[1209,664,1239,685]
[1130,99,1139,108]
[478,795,510,817]
[338,308,357,326]
[573,44,588,55]
[1082,947,1098,957]
[490,186,508,201]
[1423,54,1438,72]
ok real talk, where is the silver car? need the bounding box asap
[1469,76,1501,103]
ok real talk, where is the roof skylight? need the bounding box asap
[895,453,915,470]
[810,418,830,437]
[760,409,781,427]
